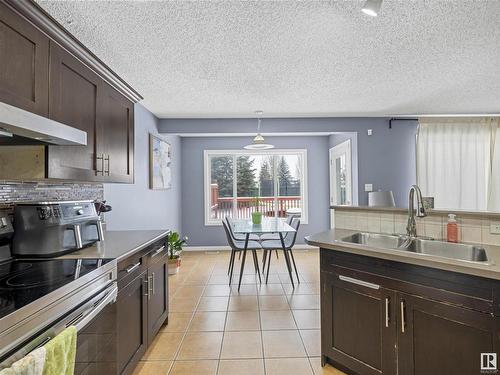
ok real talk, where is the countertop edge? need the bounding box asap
[305,233,500,281]
[115,230,170,262]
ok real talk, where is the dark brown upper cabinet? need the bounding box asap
[0,2,49,116]
[99,83,134,183]
[47,41,101,181]
[0,0,137,183]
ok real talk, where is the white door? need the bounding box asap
[329,140,353,228]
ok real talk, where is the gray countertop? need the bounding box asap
[58,230,169,262]
[305,229,500,281]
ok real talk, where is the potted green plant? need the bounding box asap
[168,231,188,275]
[251,196,263,225]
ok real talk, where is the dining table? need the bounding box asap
[230,217,297,291]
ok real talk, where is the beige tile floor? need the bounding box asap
[133,249,346,375]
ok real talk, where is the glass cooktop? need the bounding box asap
[0,258,112,320]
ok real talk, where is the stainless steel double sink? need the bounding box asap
[340,232,492,265]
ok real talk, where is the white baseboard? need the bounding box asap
[183,244,318,252]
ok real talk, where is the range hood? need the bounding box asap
[0,101,87,146]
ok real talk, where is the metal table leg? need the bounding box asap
[279,232,294,288]
[237,234,249,291]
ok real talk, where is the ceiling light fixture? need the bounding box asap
[362,0,383,17]
[244,111,274,150]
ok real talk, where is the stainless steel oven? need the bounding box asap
[0,259,118,374]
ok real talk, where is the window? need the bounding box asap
[416,118,500,211]
[204,149,308,225]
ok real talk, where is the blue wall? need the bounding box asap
[180,136,330,247]
[160,117,418,207]
[104,104,181,231]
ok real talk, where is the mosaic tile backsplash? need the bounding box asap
[0,181,104,209]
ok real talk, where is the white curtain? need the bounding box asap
[417,117,500,211]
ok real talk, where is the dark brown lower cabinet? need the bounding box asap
[320,249,500,375]
[321,271,396,375]
[398,293,498,375]
[117,237,169,375]
[147,250,169,345]
[117,271,148,375]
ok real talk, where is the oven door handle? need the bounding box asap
[66,283,118,331]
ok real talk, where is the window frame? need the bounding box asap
[204,149,308,226]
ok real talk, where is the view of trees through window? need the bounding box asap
[206,151,306,223]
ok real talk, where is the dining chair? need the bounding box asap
[225,217,260,261]
[261,218,301,284]
[222,219,262,286]
[260,215,294,272]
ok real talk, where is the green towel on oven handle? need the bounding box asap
[42,326,77,375]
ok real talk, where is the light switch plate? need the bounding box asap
[364,184,373,192]
[490,223,500,234]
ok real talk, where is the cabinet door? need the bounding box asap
[99,83,134,183]
[321,270,397,375]
[0,2,49,116]
[47,41,101,181]
[117,272,148,375]
[398,293,499,375]
[147,249,169,344]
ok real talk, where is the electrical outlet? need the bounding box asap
[364,184,373,192]
[490,223,500,234]
[367,129,373,136]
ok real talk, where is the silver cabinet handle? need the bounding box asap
[338,275,380,290]
[151,272,155,295]
[96,153,104,175]
[125,262,140,273]
[147,275,153,299]
[400,300,406,333]
[385,297,390,328]
[144,277,150,299]
[104,154,110,176]
[151,246,165,257]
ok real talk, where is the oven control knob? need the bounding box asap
[76,209,84,215]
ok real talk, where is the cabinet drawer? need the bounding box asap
[118,252,147,289]
[321,249,496,314]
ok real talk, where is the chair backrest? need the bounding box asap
[222,219,238,250]
[284,218,301,248]
[225,217,240,241]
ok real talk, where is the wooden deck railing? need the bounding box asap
[212,196,301,219]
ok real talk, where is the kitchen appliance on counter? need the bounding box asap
[12,200,104,257]
[0,257,118,374]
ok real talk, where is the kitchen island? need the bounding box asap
[306,229,500,375]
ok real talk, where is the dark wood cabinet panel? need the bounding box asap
[117,271,148,375]
[147,251,169,344]
[99,83,134,183]
[398,293,499,375]
[321,270,397,375]
[320,249,500,375]
[47,41,101,181]
[0,1,49,116]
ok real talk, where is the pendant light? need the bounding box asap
[362,0,383,17]
[244,111,274,150]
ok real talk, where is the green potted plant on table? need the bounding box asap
[251,196,263,225]
[168,231,188,275]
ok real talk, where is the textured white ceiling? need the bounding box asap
[37,0,500,118]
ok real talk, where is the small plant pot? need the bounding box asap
[168,257,181,275]
[252,212,263,225]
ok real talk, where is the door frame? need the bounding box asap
[329,139,353,228]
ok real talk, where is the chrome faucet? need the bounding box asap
[406,185,427,238]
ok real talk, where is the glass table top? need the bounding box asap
[230,218,296,234]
